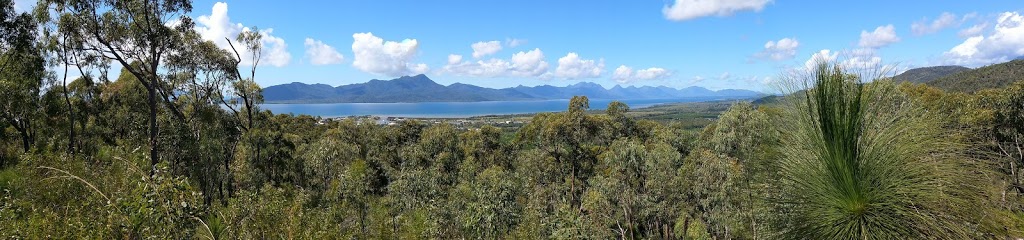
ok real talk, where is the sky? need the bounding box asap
[16,0,1024,91]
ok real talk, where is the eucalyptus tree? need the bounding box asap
[0,0,44,153]
[222,28,264,131]
[694,101,779,238]
[678,149,744,239]
[992,82,1024,205]
[458,125,508,179]
[531,96,600,205]
[583,139,682,239]
[452,166,522,239]
[35,0,195,172]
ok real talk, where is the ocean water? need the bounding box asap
[261,97,731,118]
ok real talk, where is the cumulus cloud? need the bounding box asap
[690,75,706,84]
[803,48,884,72]
[911,12,959,36]
[509,49,550,76]
[505,38,527,47]
[755,37,799,60]
[554,53,604,79]
[944,12,1024,66]
[840,48,882,70]
[662,0,771,21]
[442,48,549,78]
[303,38,344,65]
[611,65,671,83]
[196,2,291,67]
[858,24,901,48]
[351,32,429,77]
[804,49,838,70]
[471,41,503,58]
[718,72,731,80]
[958,23,988,38]
[447,54,463,65]
[636,68,671,80]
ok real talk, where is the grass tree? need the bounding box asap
[773,63,994,238]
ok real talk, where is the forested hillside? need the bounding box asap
[2,0,1024,239]
[892,65,970,83]
[928,59,1024,92]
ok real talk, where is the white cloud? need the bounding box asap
[962,12,979,22]
[471,41,503,58]
[949,36,984,57]
[944,12,1024,66]
[958,23,988,38]
[755,37,799,60]
[442,48,549,78]
[859,24,901,48]
[554,53,604,79]
[509,49,550,76]
[611,65,671,83]
[612,66,632,82]
[802,48,884,72]
[840,48,882,70]
[804,49,838,70]
[636,68,671,80]
[691,75,706,83]
[718,72,731,80]
[447,54,463,65]
[911,12,959,36]
[303,38,344,65]
[196,2,291,67]
[505,38,527,47]
[662,0,771,21]
[351,32,429,77]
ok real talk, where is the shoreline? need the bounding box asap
[262,97,760,119]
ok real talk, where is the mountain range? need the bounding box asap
[262,74,766,103]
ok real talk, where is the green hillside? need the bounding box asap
[893,65,970,83]
[927,60,1024,92]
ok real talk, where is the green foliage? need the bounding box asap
[892,65,970,84]
[583,139,682,239]
[773,63,996,238]
[2,3,1023,236]
[452,166,522,238]
[929,59,1024,93]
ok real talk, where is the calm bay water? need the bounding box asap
[261,97,731,118]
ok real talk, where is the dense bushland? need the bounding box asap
[2,0,1024,238]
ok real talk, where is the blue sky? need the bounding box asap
[20,0,1024,91]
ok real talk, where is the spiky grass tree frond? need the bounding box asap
[774,63,985,239]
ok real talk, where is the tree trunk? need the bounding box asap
[682,215,690,240]
[19,128,30,153]
[148,86,159,175]
[63,72,75,154]
[244,95,254,130]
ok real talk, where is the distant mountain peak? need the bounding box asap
[569,82,603,88]
[394,74,433,82]
[409,73,429,79]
